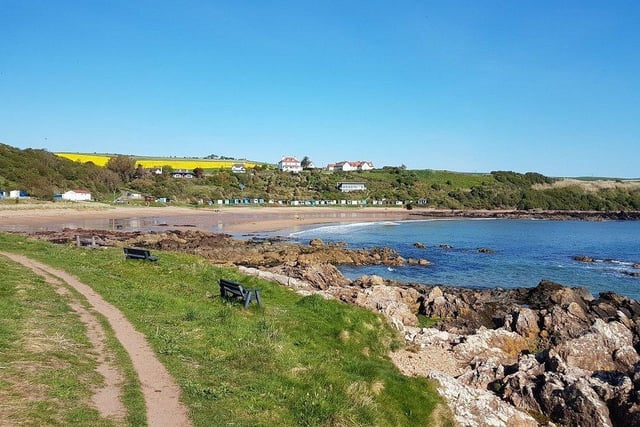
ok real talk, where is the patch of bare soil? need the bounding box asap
[389,347,465,378]
[0,252,191,427]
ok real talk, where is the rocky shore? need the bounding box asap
[23,228,640,426]
[410,208,640,221]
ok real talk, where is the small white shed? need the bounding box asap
[62,189,92,201]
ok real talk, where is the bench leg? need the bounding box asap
[255,291,263,308]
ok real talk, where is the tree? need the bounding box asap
[301,156,312,169]
[193,167,205,179]
[134,164,146,178]
[106,156,137,182]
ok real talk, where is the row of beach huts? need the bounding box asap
[200,198,407,206]
[0,189,92,201]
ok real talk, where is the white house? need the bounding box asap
[278,156,303,173]
[337,161,357,172]
[172,169,194,178]
[327,161,374,171]
[231,163,246,173]
[357,161,374,171]
[62,189,92,201]
[337,182,367,192]
[9,190,26,199]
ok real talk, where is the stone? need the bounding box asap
[556,320,638,372]
[513,308,540,341]
[478,247,495,254]
[353,285,420,327]
[429,372,538,427]
[453,327,530,364]
[574,255,596,262]
[309,238,324,247]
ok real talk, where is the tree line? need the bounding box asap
[1,144,639,211]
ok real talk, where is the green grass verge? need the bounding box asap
[0,250,145,426]
[0,233,452,426]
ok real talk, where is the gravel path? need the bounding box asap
[1,252,191,427]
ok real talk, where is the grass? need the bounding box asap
[417,315,443,329]
[0,233,452,426]
[0,251,145,426]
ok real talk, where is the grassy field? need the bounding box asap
[0,233,452,426]
[54,153,261,170]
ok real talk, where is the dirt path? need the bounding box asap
[1,252,191,427]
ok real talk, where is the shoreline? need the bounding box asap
[0,205,413,234]
[1,204,639,235]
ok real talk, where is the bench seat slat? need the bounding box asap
[123,247,158,262]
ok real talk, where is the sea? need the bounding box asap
[283,219,640,301]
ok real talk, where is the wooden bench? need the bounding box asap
[218,278,262,308]
[76,234,106,248]
[123,247,158,262]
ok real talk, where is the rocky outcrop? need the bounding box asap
[269,261,350,290]
[27,228,421,268]
[418,281,640,427]
[429,372,538,427]
[409,209,640,221]
[352,283,421,328]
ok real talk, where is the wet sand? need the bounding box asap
[0,204,413,235]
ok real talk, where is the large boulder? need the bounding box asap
[538,374,613,427]
[270,261,350,290]
[453,327,531,365]
[556,319,639,371]
[429,372,538,427]
[353,285,421,328]
[512,307,540,342]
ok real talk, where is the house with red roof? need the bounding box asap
[326,161,374,172]
[278,156,303,173]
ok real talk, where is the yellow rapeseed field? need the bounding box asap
[55,153,260,170]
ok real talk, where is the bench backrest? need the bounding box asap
[219,279,246,293]
[124,248,150,256]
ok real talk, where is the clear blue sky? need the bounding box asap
[2,1,639,177]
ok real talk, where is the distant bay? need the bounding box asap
[287,219,640,301]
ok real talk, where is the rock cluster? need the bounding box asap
[411,281,640,427]
[28,228,428,268]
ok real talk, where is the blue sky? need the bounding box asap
[1,1,639,177]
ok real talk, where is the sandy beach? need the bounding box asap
[0,203,413,234]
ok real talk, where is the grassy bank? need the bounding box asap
[0,246,145,425]
[0,233,452,426]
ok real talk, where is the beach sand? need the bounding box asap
[0,204,413,234]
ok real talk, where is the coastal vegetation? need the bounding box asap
[2,143,640,211]
[0,233,450,426]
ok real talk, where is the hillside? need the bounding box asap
[3,144,640,211]
[0,144,121,199]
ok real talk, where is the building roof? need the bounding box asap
[280,156,300,163]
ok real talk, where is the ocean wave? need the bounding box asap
[289,221,400,237]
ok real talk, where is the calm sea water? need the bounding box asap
[287,219,640,301]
